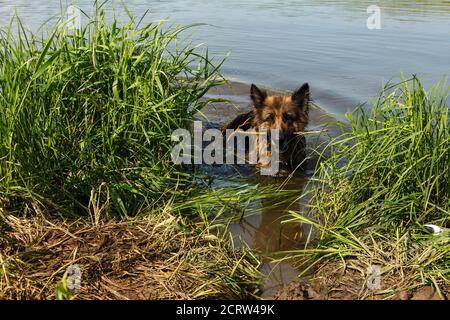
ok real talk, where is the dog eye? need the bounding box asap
[265,114,275,122]
[283,113,295,122]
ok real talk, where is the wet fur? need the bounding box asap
[222,83,310,169]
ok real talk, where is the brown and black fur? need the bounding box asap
[222,83,310,169]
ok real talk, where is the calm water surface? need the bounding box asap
[2,0,449,296]
[1,0,449,117]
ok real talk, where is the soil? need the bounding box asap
[0,214,259,300]
[273,262,449,300]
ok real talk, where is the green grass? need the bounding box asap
[0,3,234,218]
[286,76,450,297]
[0,2,271,300]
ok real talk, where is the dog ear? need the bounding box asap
[250,84,267,108]
[292,83,309,110]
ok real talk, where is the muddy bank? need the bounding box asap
[274,262,450,300]
[0,214,259,299]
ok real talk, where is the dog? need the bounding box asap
[222,83,310,170]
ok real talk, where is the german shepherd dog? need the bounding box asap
[222,83,310,171]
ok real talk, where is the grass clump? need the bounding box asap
[287,77,450,298]
[0,3,267,299]
[0,4,225,217]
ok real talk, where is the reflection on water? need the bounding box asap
[230,177,307,253]
[313,0,450,16]
[228,176,309,297]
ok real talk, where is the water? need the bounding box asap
[2,0,449,297]
[1,0,449,117]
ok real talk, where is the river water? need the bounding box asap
[1,0,449,117]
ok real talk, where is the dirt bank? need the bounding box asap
[274,261,450,300]
[0,214,260,300]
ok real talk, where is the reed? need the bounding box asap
[0,3,230,218]
[0,3,269,300]
[286,76,450,298]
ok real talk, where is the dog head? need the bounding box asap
[250,83,310,148]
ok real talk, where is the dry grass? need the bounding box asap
[307,234,450,300]
[275,260,450,300]
[276,236,450,300]
[0,213,260,300]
